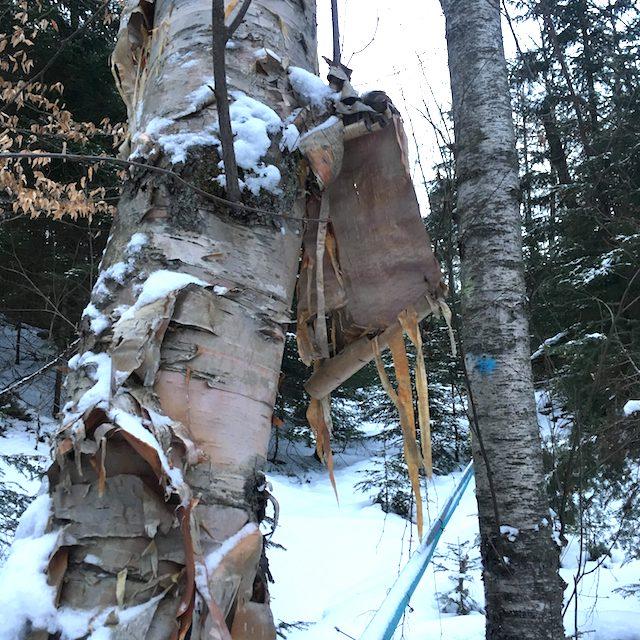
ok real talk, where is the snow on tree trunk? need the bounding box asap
[12,1,318,639]
[439,1,565,638]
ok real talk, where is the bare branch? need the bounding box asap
[226,0,253,39]
[0,339,79,401]
[2,151,319,225]
[212,0,241,203]
[0,151,295,219]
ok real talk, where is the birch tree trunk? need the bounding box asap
[15,1,317,639]
[439,1,565,638]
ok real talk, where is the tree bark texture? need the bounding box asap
[19,1,317,639]
[439,1,565,639]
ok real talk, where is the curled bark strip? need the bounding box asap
[372,337,399,408]
[399,308,433,478]
[377,334,425,539]
[48,547,69,606]
[325,228,344,288]
[264,490,280,540]
[438,299,457,357]
[306,394,338,501]
[111,0,155,136]
[298,116,344,188]
[314,196,331,359]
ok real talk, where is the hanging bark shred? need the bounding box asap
[293,73,449,531]
[399,307,433,478]
[306,394,338,500]
[387,333,425,540]
[314,196,331,359]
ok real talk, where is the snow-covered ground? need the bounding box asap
[0,319,58,555]
[1,319,639,639]
[268,449,484,639]
[267,442,640,640]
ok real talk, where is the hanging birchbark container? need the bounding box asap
[296,106,451,536]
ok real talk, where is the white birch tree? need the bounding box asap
[439,1,566,638]
[7,1,319,638]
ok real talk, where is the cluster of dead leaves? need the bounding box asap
[0,1,127,220]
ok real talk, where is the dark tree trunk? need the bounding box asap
[15,320,21,365]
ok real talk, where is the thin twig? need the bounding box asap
[346,15,379,65]
[0,151,294,218]
[0,339,79,401]
[334,628,356,640]
[227,0,253,38]
[212,0,241,203]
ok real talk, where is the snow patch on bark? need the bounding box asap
[132,90,292,194]
[125,232,148,253]
[499,525,519,542]
[288,66,334,108]
[280,123,300,151]
[253,47,282,63]
[157,130,220,164]
[243,164,282,195]
[227,92,284,195]
[91,261,131,300]
[64,351,113,416]
[118,270,209,322]
[181,77,216,115]
[90,233,147,303]
[82,303,110,336]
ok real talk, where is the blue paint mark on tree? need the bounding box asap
[474,354,497,376]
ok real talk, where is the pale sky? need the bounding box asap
[315,0,533,211]
[317,0,451,204]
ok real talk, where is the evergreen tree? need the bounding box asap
[508,0,640,548]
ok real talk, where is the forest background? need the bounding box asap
[0,0,639,635]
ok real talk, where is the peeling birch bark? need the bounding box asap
[304,292,441,399]
[440,0,565,638]
[20,1,318,638]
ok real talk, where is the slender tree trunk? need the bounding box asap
[439,1,565,639]
[578,3,599,131]
[52,366,62,417]
[15,320,21,365]
[14,1,317,639]
[539,97,572,188]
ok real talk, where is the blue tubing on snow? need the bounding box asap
[359,462,475,640]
